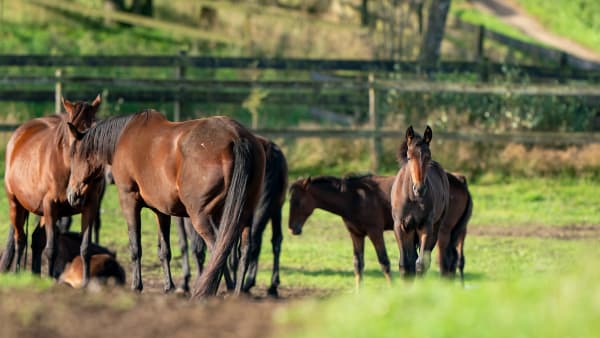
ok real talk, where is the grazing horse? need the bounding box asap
[1,96,103,282]
[391,126,449,277]
[176,135,288,296]
[288,174,395,290]
[66,110,265,298]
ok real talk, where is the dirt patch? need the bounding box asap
[469,224,600,240]
[0,282,326,338]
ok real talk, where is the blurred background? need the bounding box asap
[0,0,599,180]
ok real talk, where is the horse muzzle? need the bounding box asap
[67,188,85,209]
[412,183,428,197]
[288,224,302,235]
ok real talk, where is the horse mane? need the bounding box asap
[397,139,409,165]
[74,111,147,164]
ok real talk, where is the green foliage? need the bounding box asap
[453,8,540,44]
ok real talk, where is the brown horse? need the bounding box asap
[1,96,103,282]
[176,135,288,296]
[288,170,471,286]
[391,126,450,277]
[66,110,265,298]
[288,174,395,290]
[59,254,126,288]
[442,173,472,280]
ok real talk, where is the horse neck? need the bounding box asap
[399,164,423,202]
[307,180,353,217]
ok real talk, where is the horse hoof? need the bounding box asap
[267,285,279,298]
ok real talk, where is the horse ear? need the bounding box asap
[62,96,74,115]
[302,176,312,189]
[424,125,432,144]
[405,125,415,142]
[91,94,102,109]
[67,122,85,140]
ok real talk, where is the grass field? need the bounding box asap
[0,176,598,338]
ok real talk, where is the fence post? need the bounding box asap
[55,69,63,113]
[368,73,382,172]
[174,50,187,121]
[476,25,489,82]
[558,52,568,84]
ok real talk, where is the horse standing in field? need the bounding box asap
[287,171,472,285]
[66,110,265,298]
[176,135,288,296]
[0,96,104,284]
[288,174,395,290]
[391,126,449,277]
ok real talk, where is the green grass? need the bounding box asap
[453,8,540,45]
[515,0,600,55]
[278,252,600,338]
[469,177,600,226]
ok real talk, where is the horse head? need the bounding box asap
[62,94,101,133]
[287,177,315,235]
[399,125,432,198]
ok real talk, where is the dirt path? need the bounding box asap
[469,224,600,240]
[471,0,600,62]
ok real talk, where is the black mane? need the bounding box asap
[74,112,145,164]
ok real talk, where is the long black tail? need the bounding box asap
[192,138,257,299]
[0,227,16,271]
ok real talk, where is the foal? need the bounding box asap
[390,126,449,277]
[288,174,395,290]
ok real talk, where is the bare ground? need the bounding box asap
[0,224,598,338]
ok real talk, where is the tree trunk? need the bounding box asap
[419,0,451,72]
[130,0,153,17]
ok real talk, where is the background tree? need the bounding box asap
[419,0,451,71]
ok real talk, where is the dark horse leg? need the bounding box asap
[185,218,206,287]
[175,217,192,292]
[41,200,59,277]
[394,225,417,277]
[367,231,392,285]
[268,207,283,296]
[436,226,453,277]
[242,207,270,294]
[349,231,365,292]
[416,224,436,276]
[155,212,175,292]
[31,223,45,274]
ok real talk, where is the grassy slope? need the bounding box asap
[515,0,600,55]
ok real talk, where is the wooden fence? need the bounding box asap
[2,54,600,171]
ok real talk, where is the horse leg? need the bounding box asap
[155,212,175,292]
[367,231,392,285]
[120,192,143,291]
[243,208,270,293]
[175,217,191,292]
[454,226,467,283]
[349,232,365,292]
[93,204,101,244]
[395,224,417,277]
[268,208,283,297]
[41,204,58,278]
[5,198,27,273]
[435,227,452,277]
[184,217,206,288]
[80,203,99,287]
[235,224,252,295]
[189,213,217,293]
[30,222,45,274]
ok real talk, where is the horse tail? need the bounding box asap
[193,138,258,298]
[450,176,472,280]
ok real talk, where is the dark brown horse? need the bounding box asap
[288,174,395,289]
[287,170,472,286]
[176,135,288,296]
[1,96,103,282]
[391,126,449,277]
[66,110,265,298]
[442,172,472,280]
